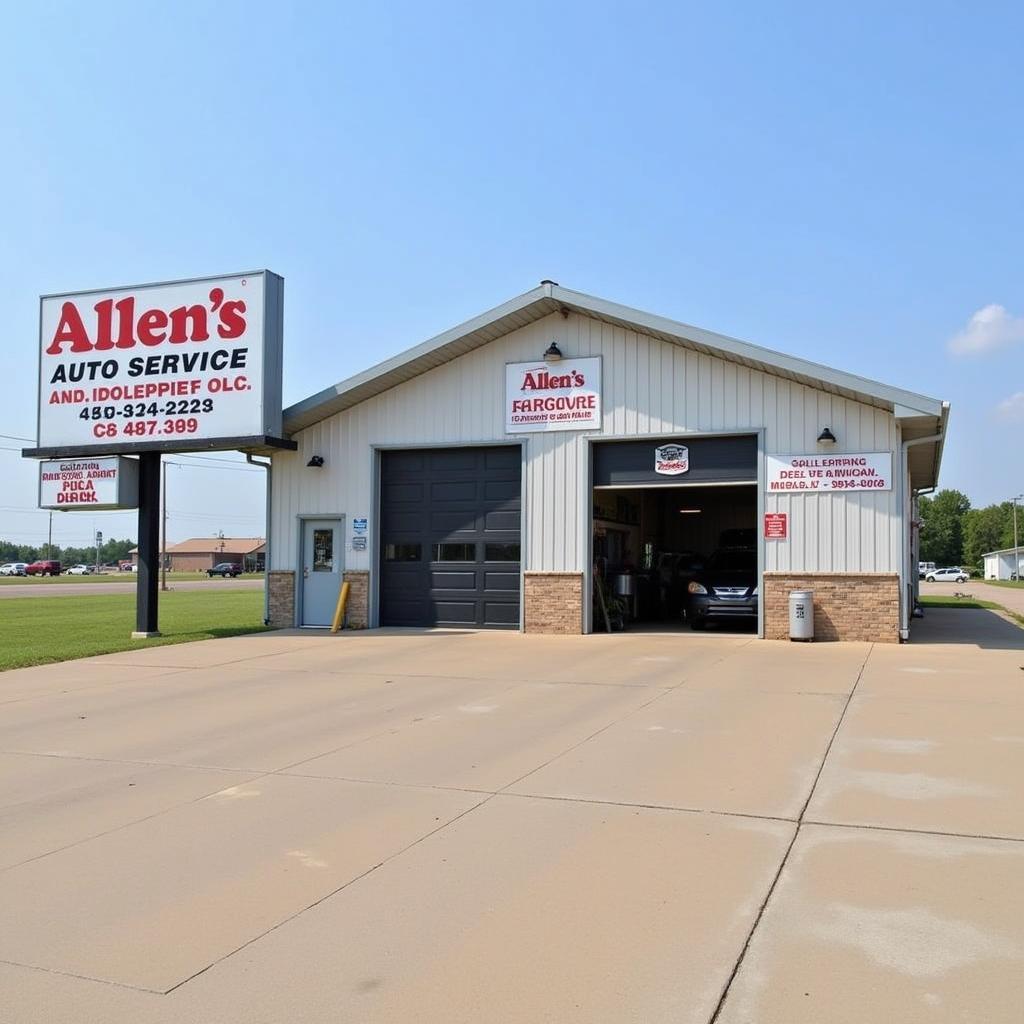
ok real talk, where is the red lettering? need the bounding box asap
[46,302,91,355]
[137,308,168,346]
[93,299,114,350]
[114,297,136,348]
[168,304,209,343]
[217,300,246,339]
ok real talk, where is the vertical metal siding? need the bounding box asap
[271,312,901,580]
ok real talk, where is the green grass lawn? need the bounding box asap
[982,579,1024,589]
[919,595,1001,610]
[0,571,258,586]
[1,589,272,671]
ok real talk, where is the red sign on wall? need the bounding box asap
[764,513,788,539]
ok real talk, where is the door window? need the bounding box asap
[312,529,334,572]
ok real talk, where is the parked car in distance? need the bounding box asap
[66,564,94,575]
[25,560,62,577]
[686,548,758,629]
[918,561,936,579]
[925,567,969,583]
[207,562,243,578]
[0,562,28,576]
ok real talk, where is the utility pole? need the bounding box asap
[161,461,168,592]
[46,511,52,560]
[95,530,102,573]
[1013,494,1022,580]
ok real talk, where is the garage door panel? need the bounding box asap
[484,510,520,532]
[484,571,519,591]
[380,447,521,630]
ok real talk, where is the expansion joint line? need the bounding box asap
[707,642,874,1023]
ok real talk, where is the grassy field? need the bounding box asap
[1,589,271,671]
[0,571,257,586]
[982,579,1024,590]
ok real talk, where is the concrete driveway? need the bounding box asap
[2,610,1023,1023]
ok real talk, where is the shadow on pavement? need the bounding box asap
[910,607,1024,650]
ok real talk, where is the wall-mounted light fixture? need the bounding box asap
[543,342,563,362]
[678,508,702,514]
[817,427,837,445]
[306,455,324,468]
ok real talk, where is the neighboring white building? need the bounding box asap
[983,548,1023,580]
[265,283,948,642]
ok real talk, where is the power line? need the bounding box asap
[0,433,33,442]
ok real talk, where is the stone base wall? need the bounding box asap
[267,570,296,628]
[763,572,900,643]
[343,570,369,629]
[524,572,583,634]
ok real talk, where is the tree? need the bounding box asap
[963,502,1016,573]
[918,489,971,566]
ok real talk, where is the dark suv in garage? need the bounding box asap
[686,548,758,630]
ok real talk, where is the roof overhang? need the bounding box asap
[283,282,948,454]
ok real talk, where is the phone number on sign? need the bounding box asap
[90,418,200,438]
[78,400,214,421]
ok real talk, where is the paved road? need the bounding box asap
[0,578,264,599]
[2,616,1023,1022]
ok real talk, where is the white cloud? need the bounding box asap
[996,391,1024,421]
[948,303,1024,356]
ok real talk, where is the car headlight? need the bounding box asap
[687,581,707,595]
[751,587,758,597]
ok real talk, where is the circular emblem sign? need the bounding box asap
[654,443,689,476]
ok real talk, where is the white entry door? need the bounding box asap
[301,519,343,626]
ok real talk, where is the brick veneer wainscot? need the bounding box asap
[763,572,900,643]
[524,572,583,634]
[267,570,296,628]
[342,570,369,629]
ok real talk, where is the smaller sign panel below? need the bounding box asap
[39,456,139,510]
[654,443,690,476]
[764,512,788,539]
[765,452,892,492]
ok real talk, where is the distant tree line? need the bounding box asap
[918,491,1021,571]
[0,537,135,565]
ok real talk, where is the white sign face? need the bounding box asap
[36,271,283,453]
[506,357,601,433]
[766,452,893,492]
[39,456,139,510]
[654,443,689,475]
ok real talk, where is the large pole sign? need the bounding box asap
[33,271,284,456]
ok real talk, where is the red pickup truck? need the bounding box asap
[25,560,62,577]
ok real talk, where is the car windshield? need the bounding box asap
[708,550,756,572]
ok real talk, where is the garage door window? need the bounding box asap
[384,543,421,562]
[432,542,476,562]
[485,543,520,561]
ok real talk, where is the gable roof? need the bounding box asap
[282,283,948,487]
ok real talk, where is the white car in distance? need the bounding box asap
[66,564,95,576]
[925,567,969,583]
[0,562,28,576]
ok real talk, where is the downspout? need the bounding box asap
[899,430,944,640]
[246,453,272,626]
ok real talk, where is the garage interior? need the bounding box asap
[591,436,758,633]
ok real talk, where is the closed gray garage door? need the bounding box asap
[380,446,521,628]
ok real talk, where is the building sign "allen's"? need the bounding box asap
[505,356,601,433]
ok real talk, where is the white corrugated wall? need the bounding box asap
[271,311,901,584]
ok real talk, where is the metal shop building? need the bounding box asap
[265,283,948,642]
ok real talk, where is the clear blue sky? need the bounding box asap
[2,2,1022,549]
